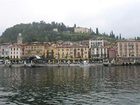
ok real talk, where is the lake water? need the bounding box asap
[0,66,140,105]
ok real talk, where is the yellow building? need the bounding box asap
[23,42,45,58]
[73,45,89,60]
[44,44,57,59]
[56,45,73,60]
[56,44,89,60]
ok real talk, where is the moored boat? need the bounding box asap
[103,60,111,66]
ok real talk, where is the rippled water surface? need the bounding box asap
[0,66,140,105]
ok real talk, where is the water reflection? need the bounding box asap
[0,66,140,104]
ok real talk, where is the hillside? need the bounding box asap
[0,21,118,43]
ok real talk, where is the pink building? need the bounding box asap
[108,48,117,60]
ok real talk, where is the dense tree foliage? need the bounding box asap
[0,21,119,43]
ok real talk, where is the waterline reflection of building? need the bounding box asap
[0,66,140,93]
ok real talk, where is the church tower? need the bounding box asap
[17,33,23,44]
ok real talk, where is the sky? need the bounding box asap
[0,0,140,38]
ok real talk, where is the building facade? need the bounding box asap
[9,44,23,59]
[44,44,57,60]
[56,44,89,61]
[89,39,108,59]
[117,40,140,57]
[23,42,45,58]
[74,27,91,33]
[0,43,10,58]
[108,48,117,60]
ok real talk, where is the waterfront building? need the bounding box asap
[117,40,140,57]
[56,44,89,61]
[9,44,24,59]
[73,45,89,60]
[44,44,57,60]
[108,47,117,60]
[0,43,10,58]
[23,42,45,58]
[56,44,73,60]
[89,39,109,60]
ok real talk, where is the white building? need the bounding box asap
[89,39,109,59]
[9,44,23,59]
[53,28,58,32]
[0,43,10,58]
[74,27,92,33]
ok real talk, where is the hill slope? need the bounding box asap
[0,21,117,43]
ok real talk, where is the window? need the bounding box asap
[70,52,73,54]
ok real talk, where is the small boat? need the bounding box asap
[4,60,12,67]
[79,61,90,67]
[103,60,111,66]
[83,61,89,65]
[24,60,36,67]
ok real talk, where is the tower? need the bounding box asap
[17,33,23,44]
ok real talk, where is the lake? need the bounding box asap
[0,66,140,105]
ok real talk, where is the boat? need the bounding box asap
[83,61,89,65]
[79,61,90,67]
[4,60,12,67]
[103,60,111,66]
[24,55,42,67]
[24,60,36,67]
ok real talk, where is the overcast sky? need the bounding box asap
[0,0,140,38]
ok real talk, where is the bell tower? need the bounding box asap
[17,33,23,44]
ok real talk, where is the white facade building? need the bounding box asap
[9,44,23,59]
[53,28,58,32]
[0,43,10,58]
[89,39,108,59]
[74,27,91,33]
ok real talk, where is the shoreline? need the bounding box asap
[1,63,140,68]
[0,63,103,68]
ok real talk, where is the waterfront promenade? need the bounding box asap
[0,63,103,68]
